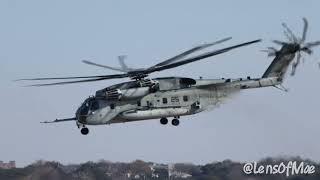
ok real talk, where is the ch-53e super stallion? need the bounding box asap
[18,18,319,135]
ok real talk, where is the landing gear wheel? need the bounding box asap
[81,127,89,135]
[172,119,180,126]
[160,117,168,125]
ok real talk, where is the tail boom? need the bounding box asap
[237,77,281,89]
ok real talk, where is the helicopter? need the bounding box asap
[18,18,319,135]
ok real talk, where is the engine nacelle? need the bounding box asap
[105,89,122,100]
[97,87,152,101]
[121,87,150,100]
[95,79,160,101]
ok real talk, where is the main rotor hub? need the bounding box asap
[127,71,148,80]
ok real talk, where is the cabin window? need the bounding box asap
[137,101,141,106]
[110,104,115,109]
[171,96,179,103]
[162,98,168,104]
[183,96,189,102]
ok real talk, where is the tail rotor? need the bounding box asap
[263,18,320,76]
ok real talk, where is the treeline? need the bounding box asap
[0,157,319,180]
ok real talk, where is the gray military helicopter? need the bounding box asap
[18,18,319,135]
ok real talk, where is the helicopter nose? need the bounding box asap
[77,115,87,124]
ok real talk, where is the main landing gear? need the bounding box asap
[171,118,180,126]
[160,117,168,125]
[160,117,180,126]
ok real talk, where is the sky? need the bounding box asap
[0,0,320,167]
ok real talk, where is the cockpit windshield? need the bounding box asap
[90,100,100,111]
[77,97,100,116]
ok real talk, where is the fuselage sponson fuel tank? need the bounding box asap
[95,77,196,101]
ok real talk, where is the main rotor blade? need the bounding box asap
[27,74,129,86]
[15,74,120,81]
[151,37,232,68]
[82,60,128,72]
[118,55,130,71]
[146,39,261,73]
[301,17,308,43]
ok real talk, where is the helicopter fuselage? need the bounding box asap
[78,76,280,126]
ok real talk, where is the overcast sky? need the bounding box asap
[0,0,320,167]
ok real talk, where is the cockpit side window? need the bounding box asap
[79,103,89,116]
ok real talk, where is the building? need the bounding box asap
[0,161,16,169]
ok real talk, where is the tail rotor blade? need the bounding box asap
[304,41,320,49]
[301,17,308,43]
[273,40,287,46]
[267,47,278,52]
[282,22,298,43]
[283,30,293,42]
[291,52,302,76]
